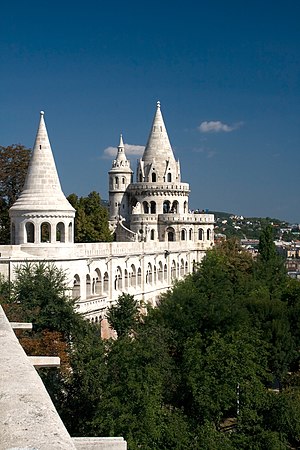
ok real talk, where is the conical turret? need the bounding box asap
[10,112,75,245]
[10,111,74,211]
[138,101,180,183]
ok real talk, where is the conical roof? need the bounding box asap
[142,101,176,164]
[10,111,75,212]
[109,134,132,173]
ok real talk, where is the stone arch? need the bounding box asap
[131,264,136,288]
[171,200,178,213]
[171,260,176,280]
[164,264,167,281]
[25,222,35,243]
[166,227,175,242]
[68,222,73,242]
[180,259,185,276]
[86,274,91,298]
[103,272,109,293]
[198,228,204,241]
[158,261,163,282]
[146,263,153,284]
[95,268,102,295]
[41,222,51,243]
[143,201,149,213]
[181,229,186,240]
[163,200,171,213]
[189,228,193,240]
[115,266,122,290]
[150,201,156,214]
[137,267,142,286]
[56,222,65,242]
[72,274,80,299]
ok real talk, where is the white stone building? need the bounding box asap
[0,102,214,334]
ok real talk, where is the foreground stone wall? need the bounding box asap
[0,306,127,450]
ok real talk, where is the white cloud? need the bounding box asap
[103,143,145,159]
[198,120,242,133]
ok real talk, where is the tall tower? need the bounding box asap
[127,101,190,242]
[108,135,133,228]
[9,111,75,245]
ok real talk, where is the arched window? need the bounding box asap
[150,229,155,240]
[72,275,80,299]
[103,272,109,293]
[25,222,35,243]
[171,260,176,280]
[181,229,186,240]
[68,222,73,242]
[41,222,51,243]
[139,173,143,182]
[207,229,211,240]
[56,222,65,242]
[95,269,101,295]
[184,201,187,213]
[137,267,142,286]
[158,262,163,282]
[150,201,156,214]
[115,266,122,290]
[163,200,171,213]
[189,228,192,240]
[143,201,149,213]
[151,172,156,182]
[164,264,168,281]
[122,177,125,184]
[167,228,175,241]
[167,172,172,182]
[185,261,188,272]
[171,201,178,213]
[180,259,184,276]
[131,264,136,288]
[154,265,157,283]
[115,176,119,186]
[146,263,152,284]
[198,228,204,241]
[86,274,91,298]
[124,269,128,290]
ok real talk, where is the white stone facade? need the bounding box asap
[0,103,214,331]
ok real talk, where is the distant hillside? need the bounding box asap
[212,211,299,241]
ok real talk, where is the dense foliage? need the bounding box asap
[0,144,31,243]
[2,228,300,448]
[67,191,113,243]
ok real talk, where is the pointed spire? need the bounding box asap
[109,134,132,173]
[10,112,74,212]
[142,101,175,164]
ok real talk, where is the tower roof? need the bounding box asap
[142,101,176,164]
[109,134,132,173]
[10,112,75,212]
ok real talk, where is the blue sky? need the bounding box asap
[1,1,300,222]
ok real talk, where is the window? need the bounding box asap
[25,222,35,243]
[167,173,172,182]
[150,201,156,214]
[198,228,204,241]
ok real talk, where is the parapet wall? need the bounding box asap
[0,305,127,450]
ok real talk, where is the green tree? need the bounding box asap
[107,293,139,338]
[0,144,31,243]
[68,191,113,243]
[10,262,79,337]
